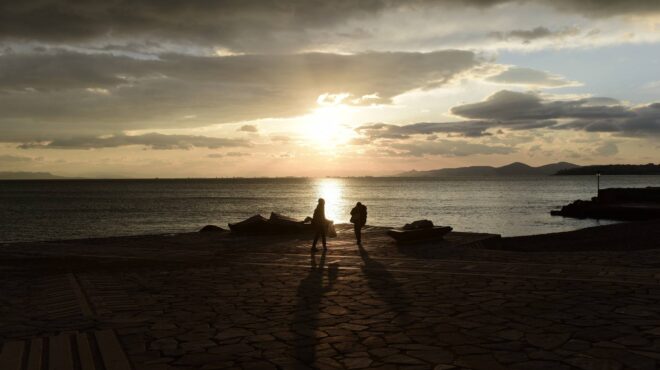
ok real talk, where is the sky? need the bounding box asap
[1,0,659,178]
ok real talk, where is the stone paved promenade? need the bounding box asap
[2,225,660,369]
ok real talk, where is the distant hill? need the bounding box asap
[556,164,660,175]
[398,162,580,177]
[0,171,69,180]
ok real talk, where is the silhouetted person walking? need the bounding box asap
[312,198,327,251]
[350,201,367,245]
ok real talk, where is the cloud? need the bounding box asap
[548,0,660,17]
[270,135,292,143]
[451,90,660,137]
[1,1,658,50]
[594,142,618,156]
[389,139,516,157]
[0,50,479,142]
[487,67,580,87]
[354,90,660,149]
[355,121,494,139]
[207,151,251,158]
[352,121,516,157]
[491,26,580,44]
[451,90,633,121]
[617,103,660,136]
[238,125,258,133]
[18,133,250,150]
[226,152,251,157]
[0,154,34,163]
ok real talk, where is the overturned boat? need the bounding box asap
[387,220,452,244]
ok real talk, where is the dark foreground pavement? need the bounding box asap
[2,225,660,369]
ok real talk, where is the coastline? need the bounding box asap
[2,220,659,253]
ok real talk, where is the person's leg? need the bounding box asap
[312,230,319,249]
[353,223,360,244]
[321,230,327,248]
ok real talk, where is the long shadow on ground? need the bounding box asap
[357,242,412,324]
[290,249,338,368]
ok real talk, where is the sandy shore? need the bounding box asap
[1,222,660,369]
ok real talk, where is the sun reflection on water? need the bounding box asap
[315,178,344,222]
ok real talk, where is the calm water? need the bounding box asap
[1,176,660,242]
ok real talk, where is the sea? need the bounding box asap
[1,176,660,243]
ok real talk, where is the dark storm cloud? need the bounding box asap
[18,133,250,150]
[1,1,658,50]
[0,50,479,142]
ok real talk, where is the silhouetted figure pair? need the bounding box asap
[311,198,326,251]
[350,201,367,244]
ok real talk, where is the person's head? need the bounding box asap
[318,198,325,207]
[356,202,362,206]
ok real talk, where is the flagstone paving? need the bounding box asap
[2,226,660,369]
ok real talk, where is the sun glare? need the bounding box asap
[303,104,354,152]
[315,178,344,222]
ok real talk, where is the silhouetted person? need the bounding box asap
[350,201,367,244]
[311,198,327,250]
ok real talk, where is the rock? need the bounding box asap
[403,219,434,230]
[228,214,271,234]
[551,187,660,220]
[227,213,336,236]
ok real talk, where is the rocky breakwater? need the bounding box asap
[551,187,660,220]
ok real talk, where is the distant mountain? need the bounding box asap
[556,164,660,175]
[0,171,69,180]
[397,162,580,177]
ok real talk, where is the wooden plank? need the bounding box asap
[95,329,131,370]
[76,333,96,370]
[26,338,43,370]
[0,340,25,370]
[49,333,73,370]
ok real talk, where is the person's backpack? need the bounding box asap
[350,206,358,223]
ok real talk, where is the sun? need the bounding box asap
[303,104,354,152]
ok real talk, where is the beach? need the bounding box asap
[2,221,660,369]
